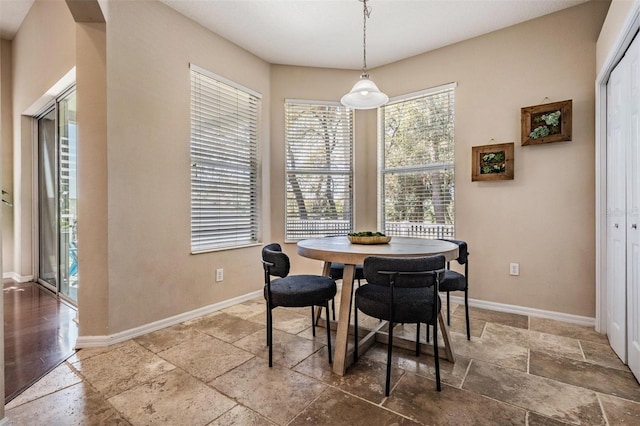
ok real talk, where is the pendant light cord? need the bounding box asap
[362,0,371,76]
[341,0,388,108]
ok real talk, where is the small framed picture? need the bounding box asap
[472,142,514,182]
[521,99,572,146]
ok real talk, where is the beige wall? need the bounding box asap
[103,0,271,333]
[273,1,609,317]
[596,0,636,73]
[8,0,272,335]
[382,1,608,317]
[10,0,76,279]
[6,0,609,341]
[76,20,109,335]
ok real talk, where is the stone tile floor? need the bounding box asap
[5,296,640,425]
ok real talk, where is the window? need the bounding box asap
[285,101,353,240]
[190,64,260,252]
[379,83,456,239]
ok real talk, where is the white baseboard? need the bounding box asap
[76,288,597,349]
[448,295,596,327]
[76,289,263,348]
[2,272,34,283]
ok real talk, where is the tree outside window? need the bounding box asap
[379,86,455,238]
[285,102,353,240]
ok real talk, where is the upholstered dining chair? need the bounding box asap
[353,255,445,396]
[261,243,337,367]
[437,239,470,340]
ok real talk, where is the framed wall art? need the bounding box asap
[521,99,572,146]
[472,142,514,181]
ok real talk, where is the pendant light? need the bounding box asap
[341,0,388,110]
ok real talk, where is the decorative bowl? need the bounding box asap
[347,235,392,245]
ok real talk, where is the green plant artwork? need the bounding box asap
[472,142,513,181]
[480,151,506,174]
[529,110,561,139]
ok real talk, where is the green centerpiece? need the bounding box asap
[347,231,391,244]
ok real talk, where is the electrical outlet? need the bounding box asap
[216,268,224,282]
[509,263,520,276]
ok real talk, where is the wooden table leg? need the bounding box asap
[321,261,332,276]
[332,263,355,375]
[438,311,456,363]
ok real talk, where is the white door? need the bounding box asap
[626,35,640,379]
[607,55,628,362]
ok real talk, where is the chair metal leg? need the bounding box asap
[265,304,269,346]
[326,300,333,364]
[465,289,470,340]
[426,324,430,343]
[311,306,316,337]
[433,319,441,391]
[447,291,451,325]
[385,320,394,397]
[332,298,336,321]
[267,308,273,367]
[415,322,420,356]
[353,298,359,362]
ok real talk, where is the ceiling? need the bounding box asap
[1,0,589,69]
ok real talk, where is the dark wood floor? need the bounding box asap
[4,281,77,403]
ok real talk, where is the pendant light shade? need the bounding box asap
[341,0,388,110]
[341,74,389,109]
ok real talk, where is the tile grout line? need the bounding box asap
[4,374,82,411]
[460,358,473,389]
[479,321,487,339]
[577,339,586,361]
[151,320,324,426]
[277,340,423,423]
[595,392,611,426]
[66,355,138,425]
[85,335,253,425]
[457,380,534,422]
[285,386,331,426]
[199,380,243,425]
[325,377,422,424]
[464,356,615,425]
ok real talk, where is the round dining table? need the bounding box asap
[297,236,459,375]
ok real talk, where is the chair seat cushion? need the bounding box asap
[329,263,365,280]
[265,275,337,308]
[439,269,466,292]
[355,285,441,324]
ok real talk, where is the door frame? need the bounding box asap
[32,85,77,304]
[596,1,640,333]
[33,105,59,295]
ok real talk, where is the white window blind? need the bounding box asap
[285,101,353,240]
[190,65,260,252]
[379,85,455,239]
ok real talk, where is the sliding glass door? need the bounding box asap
[37,109,58,290]
[36,88,78,303]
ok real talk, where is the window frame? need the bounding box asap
[284,99,354,242]
[189,64,261,253]
[377,82,457,239]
